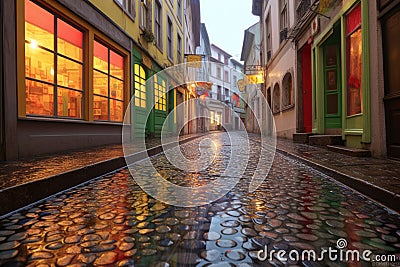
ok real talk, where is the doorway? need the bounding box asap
[0,3,4,161]
[383,5,400,159]
[301,43,312,132]
[322,24,342,130]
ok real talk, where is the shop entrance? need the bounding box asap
[323,23,342,130]
[383,5,400,159]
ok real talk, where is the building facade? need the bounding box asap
[208,44,233,131]
[371,0,400,159]
[253,0,297,139]
[241,22,264,134]
[1,0,200,160]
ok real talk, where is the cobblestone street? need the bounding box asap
[0,132,399,266]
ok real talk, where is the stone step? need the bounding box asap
[293,133,315,144]
[327,145,371,157]
[308,135,343,146]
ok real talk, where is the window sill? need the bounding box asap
[281,104,295,113]
[19,116,124,126]
[272,110,280,115]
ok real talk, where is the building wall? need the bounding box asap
[90,0,185,67]
[369,0,386,158]
[260,0,297,138]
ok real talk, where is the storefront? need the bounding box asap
[312,0,370,149]
[2,0,133,159]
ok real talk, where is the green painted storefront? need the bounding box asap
[131,47,175,138]
[312,0,370,149]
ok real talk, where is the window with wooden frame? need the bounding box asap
[346,3,362,116]
[93,40,125,122]
[24,0,83,118]
[154,0,163,50]
[177,34,182,63]
[177,0,183,22]
[167,17,173,61]
[154,75,167,111]
[123,0,136,18]
[139,0,148,30]
[134,64,146,108]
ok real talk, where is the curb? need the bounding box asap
[0,134,205,217]
[275,146,400,214]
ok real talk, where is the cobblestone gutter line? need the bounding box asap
[252,137,400,215]
[0,134,206,217]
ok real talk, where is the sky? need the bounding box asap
[200,0,259,62]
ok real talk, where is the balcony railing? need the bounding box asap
[297,0,311,20]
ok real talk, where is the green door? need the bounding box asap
[133,64,152,138]
[153,75,167,137]
[323,24,342,129]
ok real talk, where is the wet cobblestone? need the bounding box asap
[0,132,399,266]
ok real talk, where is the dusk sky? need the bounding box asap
[200,0,259,61]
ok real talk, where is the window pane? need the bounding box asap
[25,0,54,50]
[57,57,83,90]
[25,43,54,83]
[94,41,109,73]
[110,99,124,122]
[93,95,109,120]
[110,77,124,100]
[57,88,82,118]
[26,80,54,116]
[57,19,83,62]
[110,51,124,79]
[347,28,362,116]
[93,70,108,96]
[326,93,339,114]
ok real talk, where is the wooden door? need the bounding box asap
[383,6,400,159]
[301,43,312,132]
[323,25,342,129]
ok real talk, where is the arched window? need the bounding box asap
[154,75,167,111]
[134,64,146,108]
[282,72,293,108]
[273,83,280,114]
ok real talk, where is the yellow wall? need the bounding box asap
[89,0,185,68]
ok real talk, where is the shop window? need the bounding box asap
[282,72,293,108]
[93,40,124,122]
[346,3,362,116]
[273,83,280,114]
[134,64,146,108]
[25,0,83,118]
[154,75,167,111]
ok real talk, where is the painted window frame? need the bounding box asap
[24,0,84,119]
[134,64,146,108]
[93,39,125,122]
[167,16,173,62]
[345,3,363,117]
[154,0,163,52]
